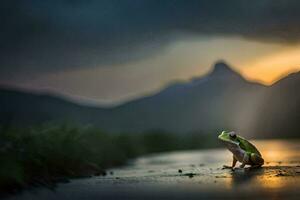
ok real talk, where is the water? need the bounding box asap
[6,140,300,200]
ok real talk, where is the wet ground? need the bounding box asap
[5,140,300,200]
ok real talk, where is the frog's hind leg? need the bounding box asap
[250,153,264,168]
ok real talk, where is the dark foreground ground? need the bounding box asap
[5,140,300,200]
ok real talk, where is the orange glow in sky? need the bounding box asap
[4,36,300,104]
[241,48,300,85]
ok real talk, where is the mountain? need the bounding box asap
[0,88,110,126]
[101,61,267,135]
[0,61,299,138]
[252,72,300,138]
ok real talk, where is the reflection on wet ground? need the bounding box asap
[6,140,300,200]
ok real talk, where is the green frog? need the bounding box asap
[218,131,264,169]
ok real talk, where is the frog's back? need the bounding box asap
[237,136,261,156]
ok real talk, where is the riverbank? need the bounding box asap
[0,124,217,195]
[4,140,300,200]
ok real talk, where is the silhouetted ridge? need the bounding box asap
[209,61,242,79]
[0,60,300,138]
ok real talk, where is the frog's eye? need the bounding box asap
[229,132,236,139]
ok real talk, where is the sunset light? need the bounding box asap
[242,47,300,84]
[1,1,300,199]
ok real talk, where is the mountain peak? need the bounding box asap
[210,60,241,78]
[212,60,233,73]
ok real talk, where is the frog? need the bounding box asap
[218,131,264,169]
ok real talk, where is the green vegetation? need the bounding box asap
[0,124,219,193]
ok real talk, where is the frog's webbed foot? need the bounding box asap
[222,165,232,169]
[222,165,235,171]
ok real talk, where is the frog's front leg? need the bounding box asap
[223,155,237,169]
[239,153,250,168]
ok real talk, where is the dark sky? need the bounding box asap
[1,0,300,104]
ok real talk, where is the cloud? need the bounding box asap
[1,0,300,76]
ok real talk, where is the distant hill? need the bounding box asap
[0,61,299,138]
[0,88,109,126]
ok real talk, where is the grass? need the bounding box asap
[0,124,219,194]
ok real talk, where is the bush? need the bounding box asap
[0,124,219,193]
